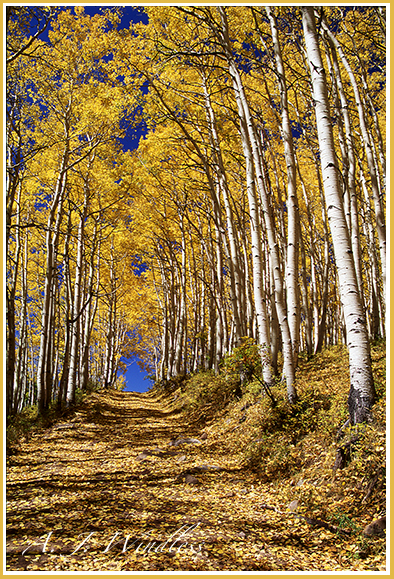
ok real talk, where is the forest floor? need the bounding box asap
[6,344,386,572]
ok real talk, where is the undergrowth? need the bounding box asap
[170,340,386,559]
[176,370,242,420]
[6,382,101,455]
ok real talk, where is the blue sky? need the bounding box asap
[122,361,152,393]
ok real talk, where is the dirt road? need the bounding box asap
[6,389,348,571]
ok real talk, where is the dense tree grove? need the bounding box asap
[7,6,385,424]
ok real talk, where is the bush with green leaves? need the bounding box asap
[222,337,276,406]
[180,370,241,420]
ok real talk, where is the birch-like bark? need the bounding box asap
[299,229,313,357]
[324,33,364,304]
[81,222,100,390]
[187,229,200,373]
[302,7,375,424]
[321,15,386,302]
[173,211,188,375]
[6,181,23,415]
[202,74,243,344]
[66,184,89,405]
[314,233,330,354]
[13,210,28,413]
[102,239,116,389]
[359,166,384,339]
[238,112,273,385]
[214,227,224,372]
[297,170,313,357]
[57,209,72,407]
[199,237,207,371]
[36,139,69,413]
[343,16,386,184]
[151,255,167,382]
[266,6,300,366]
[217,6,295,399]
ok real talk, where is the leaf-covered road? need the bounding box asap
[5,390,378,571]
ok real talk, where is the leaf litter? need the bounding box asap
[6,344,386,572]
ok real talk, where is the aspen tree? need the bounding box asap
[359,166,385,339]
[302,7,375,424]
[36,137,70,412]
[80,221,101,391]
[320,13,386,303]
[266,6,300,366]
[66,159,94,405]
[323,32,364,305]
[202,74,243,344]
[217,7,295,400]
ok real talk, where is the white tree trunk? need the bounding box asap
[266,6,300,366]
[66,204,86,404]
[325,34,364,304]
[359,167,385,338]
[202,76,243,343]
[302,7,375,424]
[36,143,69,413]
[237,108,273,385]
[217,6,295,399]
[321,16,386,302]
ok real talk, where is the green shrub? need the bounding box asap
[153,373,188,394]
[6,405,39,453]
[75,388,87,406]
[221,337,277,406]
[181,370,241,420]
